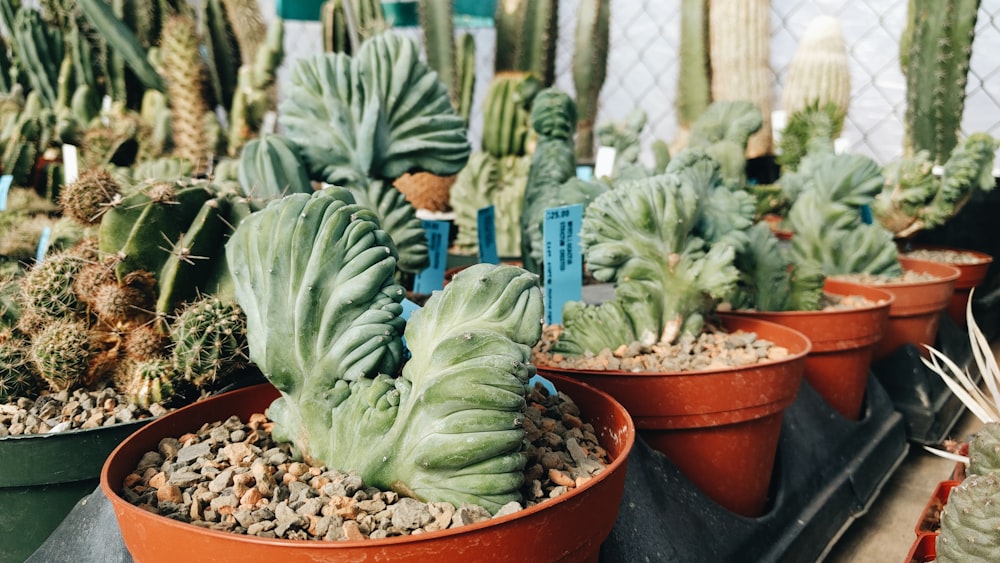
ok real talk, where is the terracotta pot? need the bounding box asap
[100,376,635,563]
[915,480,959,536]
[902,245,993,327]
[536,314,810,517]
[865,257,960,361]
[728,279,893,420]
[906,533,937,563]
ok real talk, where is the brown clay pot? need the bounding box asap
[728,279,894,420]
[903,245,993,327]
[536,314,810,517]
[867,257,960,361]
[100,376,635,563]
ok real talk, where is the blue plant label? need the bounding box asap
[413,219,451,294]
[399,297,421,321]
[860,204,873,225]
[477,205,499,265]
[576,165,594,182]
[0,175,12,212]
[543,204,583,325]
[36,226,52,264]
[593,146,617,179]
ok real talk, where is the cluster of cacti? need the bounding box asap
[169,295,248,389]
[780,15,851,128]
[901,0,981,164]
[572,0,611,163]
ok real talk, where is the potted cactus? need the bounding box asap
[100,185,635,562]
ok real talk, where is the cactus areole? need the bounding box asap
[226,187,544,514]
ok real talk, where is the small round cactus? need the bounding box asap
[91,270,158,327]
[0,337,41,401]
[170,296,249,389]
[968,422,1000,478]
[122,358,180,408]
[29,319,94,392]
[937,472,1000,562]
[59,167,123,226]
[18,251,86,322]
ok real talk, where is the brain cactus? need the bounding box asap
[937,472,1000,562]
[226,186,544,514]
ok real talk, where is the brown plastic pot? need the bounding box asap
[536,314,810,517]
[100,375,635,563]
[866,257,960,361]
[903,245,993,327]
[728,279,893,420]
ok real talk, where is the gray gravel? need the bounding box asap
[120,383,611,541]
[0,386,164,437]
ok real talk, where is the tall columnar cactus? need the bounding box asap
[320,0,389,54]
[418,0,476,124]
[901,0,980,164]
[936,472,1000,562]
[77,0,165,95]
[481,72,540,159]
[780,15,851,126]
[9,6,64,109]
[221,0,267,63]
[160,14,211,169]
[572,0,610,163]
[674,0,711,148]
[708,0,773,158]
[203,0,242,113]
[494,0,558,86]
[226,17,284,157]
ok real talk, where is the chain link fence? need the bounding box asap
[267,0,1000,167]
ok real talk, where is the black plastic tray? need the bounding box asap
[870,313,976,445]
[599,373,909,563]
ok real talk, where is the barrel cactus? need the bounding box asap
[170,295,249,389]
[226,186,544,514]
[0,336,41,401]
[937,472,1000,562]
[29,318,94,392]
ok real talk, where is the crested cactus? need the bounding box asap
[776,102,845,173]
[572,0,610,163]
[937,472,1000,562]
[519,88,580,275]
[968,421,1000,478]
[236,133,313,199]
[227,185,545,514]
[687,100,763,189]
[902,0,980,164]
[170,295,248,389]
[0,336,41,401]
[708,0,773,158]
[780,15,851,125]
[29,318,93,391]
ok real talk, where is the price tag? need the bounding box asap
[593,146,617,179]
[477,205,499,265]
[36,226,52,263]
[62,144,79,185]
[400,297,421,320]
[0,175,12,211]
[542,204,583,325]
[412,219,450,294]
[576,165,594,182]
[860,204,873,225]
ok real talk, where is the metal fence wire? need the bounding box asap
[267,0,1000,167]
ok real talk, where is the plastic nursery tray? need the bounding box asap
[871,314,976,445]
[600,373,909,563]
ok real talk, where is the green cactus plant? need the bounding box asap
[169,295,248,389]
[708,0,773,158]
[320,0,388,54]
[225,16,284,157]
[122,357,181,408]
[936,472,1000,562]
[236,133,313,199]
[418,0,477,123]
[0,336,41,401]
[674,0,711,148]
[17,250,85,323]
[494,0,558,85]
[77,0,165,95]
[227,185,545,514]
[29,318,93,391]
[450,152,531,257]
[780,15,851,127]
[686,100,763,189]
[572,0,610,163]
[967,422,1000,478]
[59,166,124,226]
[160,14,211,170]
[901,0,981,164]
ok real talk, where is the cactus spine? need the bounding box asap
[937,472,1000,562]
[572,0,610,163]
[780,15,851,127]
[709,0,773,158]
[901,0,980,164]
[0,337,41,401]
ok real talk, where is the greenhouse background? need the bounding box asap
[261,0,1000,169]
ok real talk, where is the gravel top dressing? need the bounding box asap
[119,383,611,541]
[0,385,164,437]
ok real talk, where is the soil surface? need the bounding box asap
[903,248,990,265]
[831,269,941,285]
[119,382,611,541]
[0,385,164,437]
